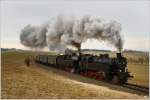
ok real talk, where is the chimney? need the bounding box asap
[116,53,122,58]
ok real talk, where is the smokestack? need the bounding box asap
[116,53,122,58]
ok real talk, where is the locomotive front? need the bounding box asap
[111,53,133,84]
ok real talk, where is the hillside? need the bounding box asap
[1,51,148,99]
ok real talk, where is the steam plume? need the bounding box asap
[20,15,124,51]
[20,24,47,48]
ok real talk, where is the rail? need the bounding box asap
[123,83,149,94]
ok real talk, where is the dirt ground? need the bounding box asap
[1,51,149,99]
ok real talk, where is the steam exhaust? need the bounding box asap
[20,15,124,52]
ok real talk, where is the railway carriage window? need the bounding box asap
[88,57,93,62]
[94,57,99,62]
[62,55,65,59]
[104,54,109,59]
[82,57,86,61]
[64,55,67,59]
[67,55,69,59]
[99,54,103,58]
[81,58,83,61]
[67,55,70,59]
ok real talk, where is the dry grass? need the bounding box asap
[1,51,149,99]
[128,64,149,87]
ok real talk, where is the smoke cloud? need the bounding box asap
[20,15,124,51]
[20,24,48,48]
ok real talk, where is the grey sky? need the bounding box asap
[1,0,149,51]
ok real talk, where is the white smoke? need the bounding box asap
[20,24,48,48]
[20,15,124,51]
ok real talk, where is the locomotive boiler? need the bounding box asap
[35,52,132,84]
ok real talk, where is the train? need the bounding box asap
[35,52,133,84]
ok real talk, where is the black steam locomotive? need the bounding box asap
[35,53,132,84]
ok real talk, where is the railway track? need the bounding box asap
[123,83,149,94]
[37,62,149,95]
[79,72,149,94]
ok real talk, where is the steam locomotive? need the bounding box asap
[35,52,132,84]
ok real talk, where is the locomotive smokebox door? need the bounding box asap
[117,53,122,58]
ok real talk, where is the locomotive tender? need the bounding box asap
[35,52,132,84]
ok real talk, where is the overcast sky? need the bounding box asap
[1,0,150,51]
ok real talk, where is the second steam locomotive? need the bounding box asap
[35,52,132,84]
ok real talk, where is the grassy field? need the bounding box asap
[128,64,149,87]
[1,51,149,99]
